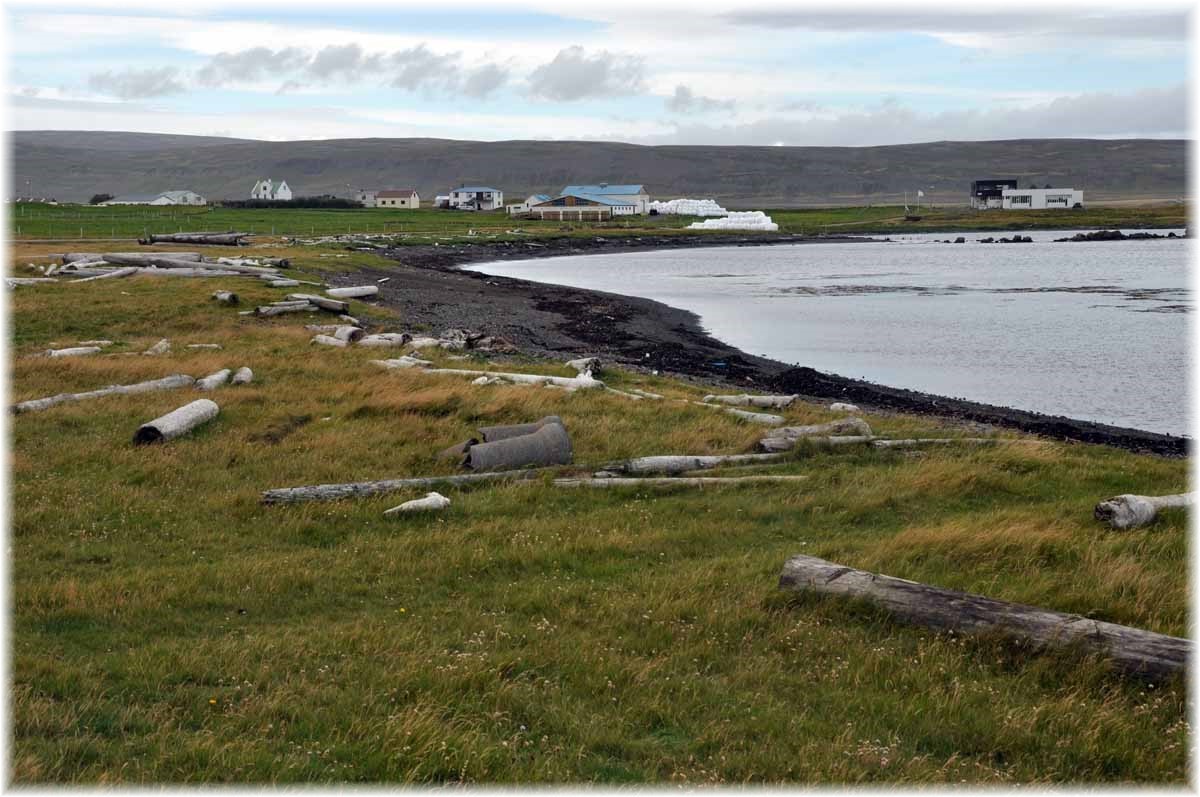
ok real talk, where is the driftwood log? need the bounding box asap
[13,373,195,414]
[231,367,254,385]
[312,334,348,348]
[478,416,563,442]
[326,286,379,299]
[779,554,1188,680]
[7,278,58,286]
[759,435,874,452]
[556,476,809,488]
[421,368,604,390]
[383,492,451,515]
[723,407,786,425]
[332,325,365,343]
[269,279,301,288]
[566,356,602,374]
[777,418,873,439]
[68,267,138,283]
[605,452,789,475]
[872,438,1005,448]
[143,339,171,355]
[465,422,572,471]
[370,356,432,369]
[1094,493,1194,530]
[255,304,314,317]
[133,398,219,444]
[830,402,861,413]
[43,346,101,358]
[195,369,232,391]
[141,232,248,246]
[211,291,239,305]
[358,333,411,348]
[703,393,798,409]
[287,293,349,313]
[262,468,554,504]
[63,252,202,264]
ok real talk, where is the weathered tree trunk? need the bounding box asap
[143,339,171,355]
[133,398,219,444]
[13,373,194,414]
[566,356,602,374]
[776,418,873,439]
[778,554,1189,680]
[605,452,789,475]
[133,267,247,278]
[269,279,300,288]
[478,416,564,442]
[44,346,102,358]
[312,334,348,347]
[556,476,810,487]
[142,232,249,246]
[105,254,276,275]
[383,492,451,515]
[255,303,314,317]
[1094,493,1194,530]
[703,393,798,408]
[420,368,604,390]
[287,293,349,313]
[370,356,432,369]
[332,325,365,343]
[758,435,873,452]
[231,367,254,385]
[628,388,663,400]
[830,402,861,413]
[78,340,113,347]
[870,438,1021,448]
[195,369,232,391]
[465,422,572,471]
[186,344,222,350]
[7,277,59,286]
[326,286,379,299]
[69,267,138,283]
[723,407,786,425]
[408,336,442,350]
[211,291,239,305]
[262,468,554,504]
[358,333,411,348]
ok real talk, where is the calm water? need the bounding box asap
[468,230,1191,436]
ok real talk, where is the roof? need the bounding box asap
[377,189,418,197]
[535,193,634,207]
[454,186,500,193]
[109,193,163,202]
[531,193,552,202]
[561,184,644,196]
[160,190,200,200]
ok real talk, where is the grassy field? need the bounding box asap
[8,240,1189,784]
[9,202,1188,242]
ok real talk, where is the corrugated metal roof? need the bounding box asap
[377,189,418,197]
[110,194,163,202]
[535,193,635,207]
[454,186,500,193]
[562,184,644,196]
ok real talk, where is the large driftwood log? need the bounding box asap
[262,468,554,504]
[43,346,101,358]
[872,438,1005,448]
[421,368,604,390]
[211,290,239,305]
[556,476,809,488]
[566,356,602,374]
[778,554,1189,679]
[606,452,789,475]
[358,333,411,348]
[142,232,248,246]
[7,277,59,286]
[133,398,219,444]
[759,435,874,452]
[478,416,564,442]
[332,325,365,343]
[703,393,798,408]
[724,407,786,425]
[143,339,171,355]
[231,367,254,385]
[830,402,861,413]
[466,422,572,471]
[195,369,232,391]
[13,374,195,414]
[69,267,138,283]
[269,279,301,288]
[383,492,451,515]
[370,356,432,369]
[312,334,348,347]
[255,304,314,317]
[105,254,276,275]
[287,293,349,313]
[1094,493,1194,530]
[326,286,379,299]
[776,418,873,439]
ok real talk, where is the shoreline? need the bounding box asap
[351,233,1187,457]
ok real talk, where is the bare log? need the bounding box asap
[332,325,365,343]
[186,344,222,350]
[268,279,301,288]
[606,452,789,475]
[106,254,277,275]
[326,286,379,299]
[778,554,1189,679]
[627,388,663,400]
[231,367,254,385]
[255,304,314,317]
[287,293,349,313]
[776,418,873,439]
[703,393,798,408]
[759,435,874,452]
[830,402,861,413]
[383,491,451,515]
[312,334,348,348]
[556,476,809,488]
[1094,493,1194,530]
[69,267,138,283]
[370,356,433,369]
[133,398,219,444]
[408,336,442,350]
[211,290,239,305]
[724,407,785,425]
[466,422,572,471]
[262,468,554,504]
[143,339,171,356]
[195,369,232,391]
[358,333,411,348]
[419,367,604,390]
[566,356,602,374]
[43,346,101,358]
[7,277,59,286]
[14,373,195,414]
[78,340,113,347]
[478,416,563,442]
[142,232,249,246]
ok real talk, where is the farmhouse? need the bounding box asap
[1001,187,1084,210]
[357,189,420,208]
[250,178,293,201]
[560,183,649,214]
[102,190,206,206]
[447,186,503,211]
[506,193,552,215]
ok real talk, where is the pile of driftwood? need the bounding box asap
[439,416,573,470]
[139,232,250,246]
[13,252,295,285]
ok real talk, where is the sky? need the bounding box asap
[2,0,1193,146]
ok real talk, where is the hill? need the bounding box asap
[10,131,1188,206]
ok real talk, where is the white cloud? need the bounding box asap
[86,67,187,99]
[527,46,645,101]
[665,85,735,114]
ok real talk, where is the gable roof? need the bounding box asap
[562,184,644,196]
[454,186,500,193]
[160,190,200,200]
[377,189,418,197]
[536,193,634,207]
[109,193,162,202]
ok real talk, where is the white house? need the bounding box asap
[560,183,649,215]
[103,190,206,206]
[372,189,420,209]
[529,193,638,221]
[250,178,293,201]
[506,193,552,215]
[448,186,503,211]
[1001,188,1083,210]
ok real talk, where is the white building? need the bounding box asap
[250,178,293,201]
[448,186,503,211]
[103,190,206,206]
[1001,188,1083,210]
[560,183,649,215]
[529,193,638,221]
[506,193,552,215]
[375,189,420,208]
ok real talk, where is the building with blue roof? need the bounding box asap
[560,183,649,214]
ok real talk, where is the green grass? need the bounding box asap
[8,241,1189,784]
[10,201,1187,242]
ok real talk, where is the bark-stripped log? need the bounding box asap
[69,267,138,283]
[255,304,314,317]
[105,254,277,275]
[759,435,874,452]
[195,369,232,391]
[141,232,248,246]
[44,346,101,358]
[6,278,59,286]
[606,452,789,475]
[1094,493,1194,530]
[326,286,379,299]
[332,325,365,343]
[478,416,563,442]
[703,394,798,408]
[830,402,861,413]
[724,407,786,425]
[186,344,222,350]
[778,554,1189,679]
[211,291,239,305]
[287,294,349,313]
[128,268,247,278]
[231,367,254,385]
[419,368,604,390]
[143,339,170,355]
[772,418,873,439]
[358,333,411,348]
[383,492,451,515]
[269,279,300,288]
[262,468,554,504]
[133,398,219,444]
[408,337,442,350]
[78,340,113,347]
[14,374,195,414]
[566,356,602,374]
[465,423,572,471]
[556,476,810,488]
[63,252,202,264]
[871,438,1011,448]
[628,388,664,400]
[371,356,433,369]
[312,334,348,348]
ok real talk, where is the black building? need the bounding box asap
[970,178,1018,209]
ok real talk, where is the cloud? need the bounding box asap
[86,67,187,99]
[527,45,644,101]
[308,43,382,81]
[635,84,1188,146]
[462,63,509,99]
[196,47,308,87]
[388,45,461,92]
[665,85,735,114]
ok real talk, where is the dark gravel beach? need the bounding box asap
[333,233,1187,457]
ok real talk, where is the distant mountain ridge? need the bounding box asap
[10,130,1187,206]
